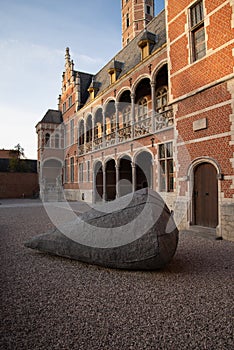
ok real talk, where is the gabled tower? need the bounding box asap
[121,0,154,47]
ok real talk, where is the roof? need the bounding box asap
[40,109,63,124]
[84,10,166,104]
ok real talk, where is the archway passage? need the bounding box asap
[106,159,116,201]
[193,163,218,228]
[119,156,132,197]
[94,162,103,202]
[135,151,152,191]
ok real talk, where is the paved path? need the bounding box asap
[0,202,233,349]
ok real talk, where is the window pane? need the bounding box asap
[159,144,165,159]
[166,142,173,157]
[160,160,166,191]
[194,27,205,60]
[169,174,174,191]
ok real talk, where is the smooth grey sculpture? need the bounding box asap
[24,188,179,270]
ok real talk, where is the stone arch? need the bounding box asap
[118,154,133,197]
[187,157,221,229]
[131,74,151,94]
[134,150,153,190]
[151,59,168,82]
[116,87,131,102]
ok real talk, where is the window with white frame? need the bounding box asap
[158,142,174,192]
[190,0,206,62]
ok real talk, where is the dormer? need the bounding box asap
[88,78,99,100]
[138,30,156,60]
[108,59,123,84]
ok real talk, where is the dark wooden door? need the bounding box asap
[194,163,218,228]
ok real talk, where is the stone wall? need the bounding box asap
[220,203,234,242]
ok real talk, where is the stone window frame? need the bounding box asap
[189,0,206,62]
[158,141,174,192]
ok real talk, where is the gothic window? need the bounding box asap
[156,87,168,113]
[78,120,85,146]
[55,134,59,148]
[45,133,50,148]
[137,97,148,120]
[190,0,206,61]
[158,142,174,192]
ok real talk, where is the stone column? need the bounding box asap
[131,93,135,139]
[91,116,94,151]
[151,81,156,133]
[115,102,119,144]
[116,164,120,198]
[103,164,106,202]
[132,161,136,192]
[84,119,87,154]
[102,109,106,148]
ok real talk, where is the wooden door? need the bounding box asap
[194,163,218,228]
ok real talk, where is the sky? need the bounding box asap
[0,0,165,159]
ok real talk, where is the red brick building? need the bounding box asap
[36,0,234,241]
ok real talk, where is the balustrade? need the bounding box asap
[79,108,173,154]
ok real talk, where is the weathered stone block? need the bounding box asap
[24,188,179,270]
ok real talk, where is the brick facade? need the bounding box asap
[36,1,234,241]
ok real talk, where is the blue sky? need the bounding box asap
[0,0,164,159]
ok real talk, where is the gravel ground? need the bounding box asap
[0,201,233,350]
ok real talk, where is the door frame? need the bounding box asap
[187,157,222,230]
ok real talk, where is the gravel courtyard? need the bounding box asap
[0,200,233,350]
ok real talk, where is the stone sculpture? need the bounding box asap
[24,188,179,270]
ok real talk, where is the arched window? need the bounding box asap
[156,87,168,113]
[78,120,85,146]
[45,133,50,147]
